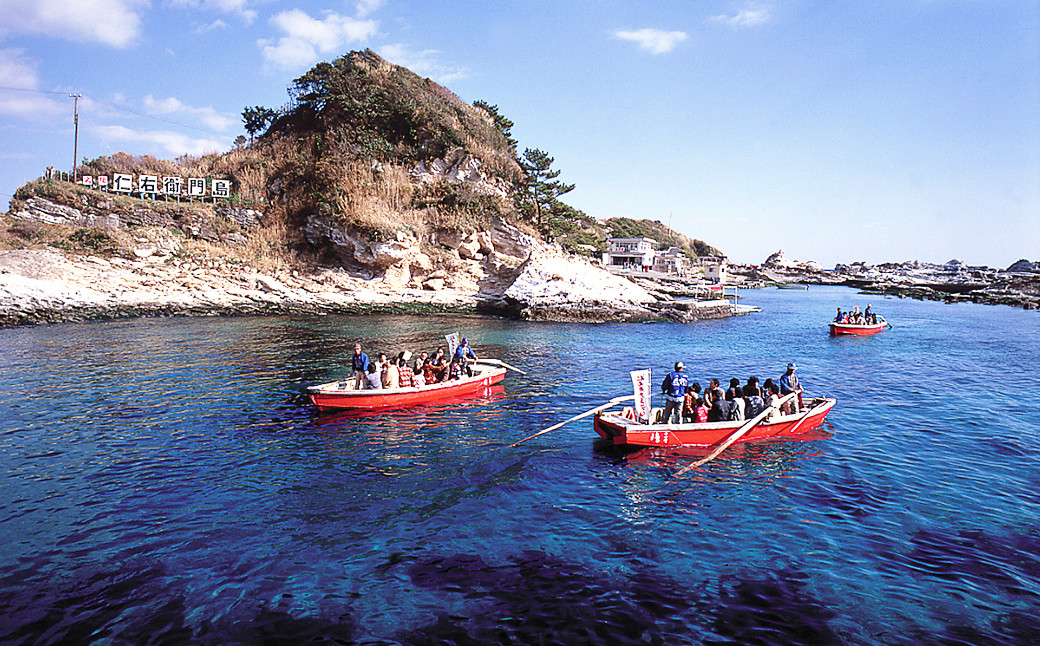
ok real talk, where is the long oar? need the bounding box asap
[674,392,796,475]
[510,394,635,447]
[476,359,527,374]
[779,398,825,438]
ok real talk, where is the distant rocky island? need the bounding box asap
[736,250,1040,310]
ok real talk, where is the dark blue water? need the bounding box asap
[0,286,1037,644]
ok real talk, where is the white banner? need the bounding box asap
[445,332,459,357]
[630,369,652,422]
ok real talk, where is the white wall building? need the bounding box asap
[602,237,657,269]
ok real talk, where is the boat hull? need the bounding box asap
[830,320,887,335]
[593,397,835,448]
[308,365,507,411]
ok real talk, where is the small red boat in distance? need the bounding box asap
[308,361,508,411]
[593,396,836,448]
[829,316,889,336]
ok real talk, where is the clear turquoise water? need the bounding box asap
[0,285,1037,644]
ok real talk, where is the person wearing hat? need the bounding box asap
[779,362,803,412]
[660,361,690,424]
[351,343,370,390]
[453,338,477,377]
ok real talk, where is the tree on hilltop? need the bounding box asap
[242,106,277,143]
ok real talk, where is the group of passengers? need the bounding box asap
[659,362,804,424]
[348,340,478,390]
[834,304,879,325]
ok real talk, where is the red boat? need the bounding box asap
[829,316,889,336]
[308,361,507,411]
[593,396,836,448]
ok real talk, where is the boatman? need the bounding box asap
[779,362,803,412]
[453,338,477,377]
[660,361,690,424]
[352,343,369,390]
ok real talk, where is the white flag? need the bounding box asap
[445,332,459,357]
[630,369,652,422]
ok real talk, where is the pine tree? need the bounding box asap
[518,148,575,238]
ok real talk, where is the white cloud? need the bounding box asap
[196,19,229,33]
[711,3,773,29]
[0,0,146,48]
[258,9,378,70]
[166,0,258,24]
[0,49,65,119]
[614,28,688,54]
[355,0,384,18]
[378,44,468,85]
[142,94,235,132]
[92,124,227,156]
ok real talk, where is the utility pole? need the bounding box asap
[69,93,82,182]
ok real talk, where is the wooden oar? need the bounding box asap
[510,394,635,447]
[674,392,796,475]
[778,398,825,438]
[476,359,527,374]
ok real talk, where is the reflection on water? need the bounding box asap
[0,297,1038,644]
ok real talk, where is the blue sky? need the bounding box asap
[1,0,1037,268]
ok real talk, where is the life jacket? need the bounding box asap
[664,371,689,398]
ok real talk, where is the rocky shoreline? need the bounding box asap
[0,231,737,328]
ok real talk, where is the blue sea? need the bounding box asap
[0,285,1037,645]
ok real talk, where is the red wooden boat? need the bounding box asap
[593,396,836,448]
[308,361,507,411]
[829,316,889,336]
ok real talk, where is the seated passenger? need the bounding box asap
[704,379,724,407]
[834,307,843,323]
[708,397,735,422]
[694,397,710,423]
[744,390,765,418]
[447,357,464,381]
[397,355,414,388]
[428,347,448,383]
[725,378,742,401]
[365,363,382,390]
[764,383,783,420]
[382,358,400,389]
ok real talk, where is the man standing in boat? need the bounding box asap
[779,362,803,412]
[352,344,370,390]
[453,338,477,377]
[660,361,690,424]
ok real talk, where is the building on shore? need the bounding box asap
[601,237,657,271]
[602,237,728,281]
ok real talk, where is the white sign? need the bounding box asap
[97,175,108,188]
[81,176,93,187]
[187,178,205,196]
[113,173,133,193]
[445,333,459,357]
[631,369,652,422]
[212,179,230,198]
[139,175,158,194]
[163,176,182,195]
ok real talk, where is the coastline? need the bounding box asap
[0,248,740,327]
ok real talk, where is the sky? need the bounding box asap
[1,0,1038,268]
